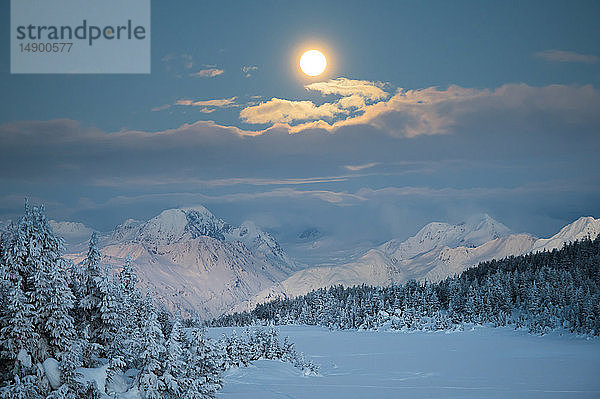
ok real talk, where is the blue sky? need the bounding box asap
[1,0,599,259]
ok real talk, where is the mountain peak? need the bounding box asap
[104,206,293,269]
[531,216,600,252]
[183,208,228,241]
[567,216,599,231]
[180,205,214,216]
[380,214,511,261]
[138,208,190,244]
[463,213,511,244]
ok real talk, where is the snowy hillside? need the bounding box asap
[245,215,600,307]
[66,207,296,318]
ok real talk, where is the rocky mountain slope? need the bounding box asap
[66,207,296,318]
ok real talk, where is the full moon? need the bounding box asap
[300,50,327,76]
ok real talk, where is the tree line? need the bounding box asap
[212,234,600,336]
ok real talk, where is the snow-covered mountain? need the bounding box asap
[530,216,600,253]
[65,207,296,318]
[379,214,511,262]
[54,210,600,317]
[49,220,94,244]
[244,215,600,309]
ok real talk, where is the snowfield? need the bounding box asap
[209,325,600,399]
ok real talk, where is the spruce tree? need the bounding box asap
[74,233,104,346]
[137,293,166,399]
[161,319,185,398]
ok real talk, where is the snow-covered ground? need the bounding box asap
[209,325,600,399]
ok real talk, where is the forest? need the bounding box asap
[0,204,315,398]
[213,232,600,337]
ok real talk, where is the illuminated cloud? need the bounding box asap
[330,85,484,137]
[336,94,367,110]
[306,78,389,100]
[253,83,600,137]
[189,67,225,78]
[534,49,598,64]
[239,79,486,135]
[175,97,238,113]
[240,98,347,124]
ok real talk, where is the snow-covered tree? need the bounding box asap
[42,260,76,356]
[0,374,44,399]
[97,266,123,355]
[118,256,143,356]
[136,293,166,399]
[74,233,104,345]
[119,256,142,306]
[161,319,185,398]
[184,328,221,398]
[222,330,248,369]
[0,203,76,379]
[0,273,38,378]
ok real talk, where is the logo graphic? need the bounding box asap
[11,0,150,74]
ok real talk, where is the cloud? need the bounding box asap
[355,180,600,202]
[151,104,171,112]
[239,78,388,125]
[330,84,484,137]
[242,65,258,77]
[1,101,599,240]
[162,53,193,66]
[337,94,367,110]
[175,97,238,114]
[239,79,485,135]
[189,68,225,78]
[534,50,598,64]
[263,83,600,137]
[344,162,378,171]
[176,97,237,108]
[240,98,347,124]
[2,85,598,184]
[92,175,356,188]
[103,188,364,207]
[161,54,195,73]
[93,181,600,210]
[306,78,389,100]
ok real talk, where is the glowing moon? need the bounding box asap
[300,50,327,76]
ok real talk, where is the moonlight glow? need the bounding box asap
[300,50,327,76]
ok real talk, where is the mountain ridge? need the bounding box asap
[45,210,600,318]
[64,206,296,318]
[241,215,600,312]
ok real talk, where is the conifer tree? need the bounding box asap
[185,328,221,398]
[161,319,185,398]
[74,233,104,345]
[137,293,166,399]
